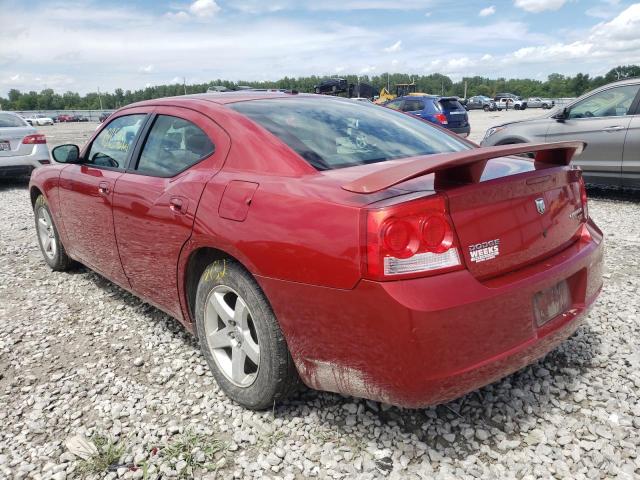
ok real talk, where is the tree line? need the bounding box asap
[2,65,639,111]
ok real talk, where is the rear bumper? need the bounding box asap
[0,145,51,177]
[448,125,471,136]
[259,220,603,408]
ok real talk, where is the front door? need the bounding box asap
[58,113,148,285]
[545,84,640,187]
[112,107,231,318]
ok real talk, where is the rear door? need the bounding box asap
[58,112,149,285]
[112,107,231,318]
[401,98,425,118]
[545,83,640,187]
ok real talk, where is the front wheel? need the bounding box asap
[34,195,74,271]
[483,105,490,112]
[195,260,299,409]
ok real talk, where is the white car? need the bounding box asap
[526,97,555,109]
[24,114,54,126]
[0,112,51,178]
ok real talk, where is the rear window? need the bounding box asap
[439,99,465,112]
[0,113,28,128]
[230,97,470,170]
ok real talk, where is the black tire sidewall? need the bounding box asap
[195,260,294,410]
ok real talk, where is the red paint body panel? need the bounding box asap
[28,94,605,408]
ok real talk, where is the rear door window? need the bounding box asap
[135,115,215,177]
[385,100,403,111]
[402,99,424,112]
[86,115,146,170]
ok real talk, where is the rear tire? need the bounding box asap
[514,104,520,110]
[195,259,300,410]
[483,105,490,112]
[33,195,74,271]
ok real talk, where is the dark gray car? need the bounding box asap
[481,79,640,189]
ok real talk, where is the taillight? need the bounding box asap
[434,113,448,125]
[363,195,463,280]
[579,175,589,220]
[22,134,46,145]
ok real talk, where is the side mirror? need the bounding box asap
[52,144,80,163]
[553,107,569,122]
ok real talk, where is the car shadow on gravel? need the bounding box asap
[72,248,603,467]
[587,185,640,204]
[0,177,30,191]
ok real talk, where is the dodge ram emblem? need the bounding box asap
[535,198,546,215]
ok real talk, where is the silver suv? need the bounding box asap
[481,79,640,189]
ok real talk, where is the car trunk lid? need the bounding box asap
[0,127,37,157]
[341,141,588,280]
[445,167,586,279]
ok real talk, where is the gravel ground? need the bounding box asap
[0,119,639,480]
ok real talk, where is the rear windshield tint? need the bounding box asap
[439,99,465,112]
[0,113,28,128]
[230,97,470,170]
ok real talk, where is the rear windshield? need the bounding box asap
[230,97,470,170]
[439,99,465,112]
[0,113,28,128]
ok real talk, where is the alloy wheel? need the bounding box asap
[37,207,57,260]
[204,285,260,387]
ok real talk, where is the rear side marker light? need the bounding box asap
[22,134,46,145]
[364,194,463,280]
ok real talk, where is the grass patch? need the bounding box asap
[77,435,126,476]
[162,430,226,478]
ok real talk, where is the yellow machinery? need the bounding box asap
[374,83,423,104]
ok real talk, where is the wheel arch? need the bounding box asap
[30,186,44,207]
[182,245,255,325]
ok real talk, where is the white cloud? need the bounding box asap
[165,11,190,21]
[383,40,402,53]
[479,5,496,16]
[189,0,221,17]
[139,65,155,74]
[514,0,566,13]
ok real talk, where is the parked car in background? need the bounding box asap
[99,112,112,123]
[314,78,348,94]
[0,112,50,177]
[24,114,54,126]
[56,114,75,123]
[527,97,555,109]
[30,92,602,410]
[385,95,470,137]
[481,78,640,189]
[76,115,90,122]
[465,95,496,111]
[494,93,521,102]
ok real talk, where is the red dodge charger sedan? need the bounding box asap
[29,92,603,410]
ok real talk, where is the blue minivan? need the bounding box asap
[385,95,470,137]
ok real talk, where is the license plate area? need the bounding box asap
[533,280,571,327]
[0,141,10,151]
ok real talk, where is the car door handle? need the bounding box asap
[169,197,188,214]
[98,181,110,195]
[603,126,625,132]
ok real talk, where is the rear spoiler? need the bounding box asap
[342,141,586,194]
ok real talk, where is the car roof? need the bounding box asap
[123,91,308,109]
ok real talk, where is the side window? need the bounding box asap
[386,100,403,111]
[87,115,146,169]
[402,100,424,112]
[568,85,640,119]
[136,115,215,177]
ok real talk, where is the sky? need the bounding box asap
[1,0,640,95]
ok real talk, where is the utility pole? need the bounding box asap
[464,81,468,99]
[97,87,103,110]
[183,77,187,95]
